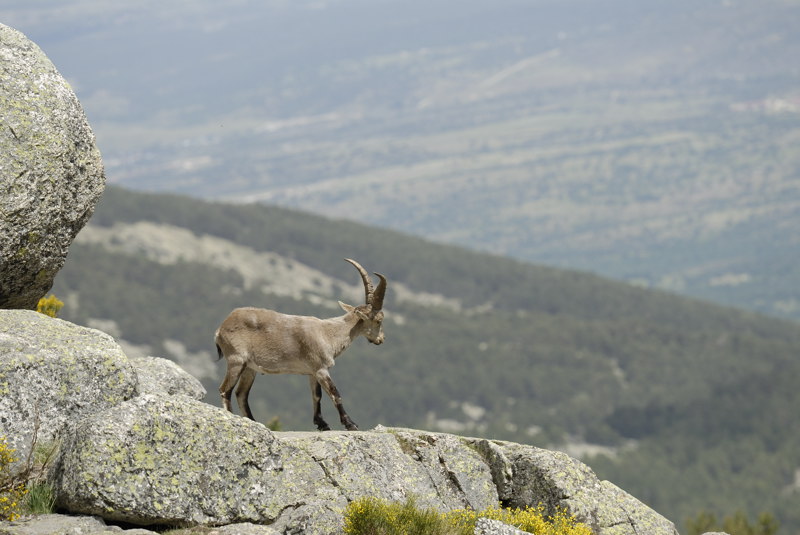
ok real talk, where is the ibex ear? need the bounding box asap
[339,301,356,313]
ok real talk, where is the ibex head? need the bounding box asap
[340,258,387,345]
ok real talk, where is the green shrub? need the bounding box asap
[342,496,592,535]
[686,509,779,535]
[266,416,283,431]
[344,496,448,535]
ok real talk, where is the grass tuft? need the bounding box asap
[25,482,56,515]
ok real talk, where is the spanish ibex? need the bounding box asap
[215,258,386,431]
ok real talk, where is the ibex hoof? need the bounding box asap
[345,423,359,431]
[317,423,332,431]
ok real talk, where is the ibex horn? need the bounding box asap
[345,258,374,304]
[372,273,387,311]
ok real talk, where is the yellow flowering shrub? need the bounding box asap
[445,504,593,535]
[0,436,28,521]
[36,294,64,318]
[343,496,593,535]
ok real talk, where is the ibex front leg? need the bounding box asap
[309,376,331,431]
[315,369,358,431]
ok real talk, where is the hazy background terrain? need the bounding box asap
[3,0,800,531]
[3,0,799,320]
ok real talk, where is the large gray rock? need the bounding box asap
[0,514,283,535]
[211,524,278,535]
[282,427,499,513]
[130,355,207,400]
[0,514,160,535]
[486,440,678,535]
[0,23,104,309]
[0,310,137,464]
[474,518,527,535]
[48,397,501,531]
[49,394,342,532]
[0,516,284,535]
[49,394,678,535]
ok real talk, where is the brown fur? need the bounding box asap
[215,259,386,431]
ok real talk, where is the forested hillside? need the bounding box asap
[51,186,800,531]
[7,0,798,322]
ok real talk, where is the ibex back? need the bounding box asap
[214,258,387,431]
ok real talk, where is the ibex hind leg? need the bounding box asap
[235,368,257,421]
[219,360,246,415]
[309,376,331,431]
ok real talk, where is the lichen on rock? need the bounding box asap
[0,309,137,464]
[0,23,105,309]
[49,394,338,528]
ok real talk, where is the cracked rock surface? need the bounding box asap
[50,411,678,534]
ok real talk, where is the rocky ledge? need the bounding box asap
[0,311,678,534]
